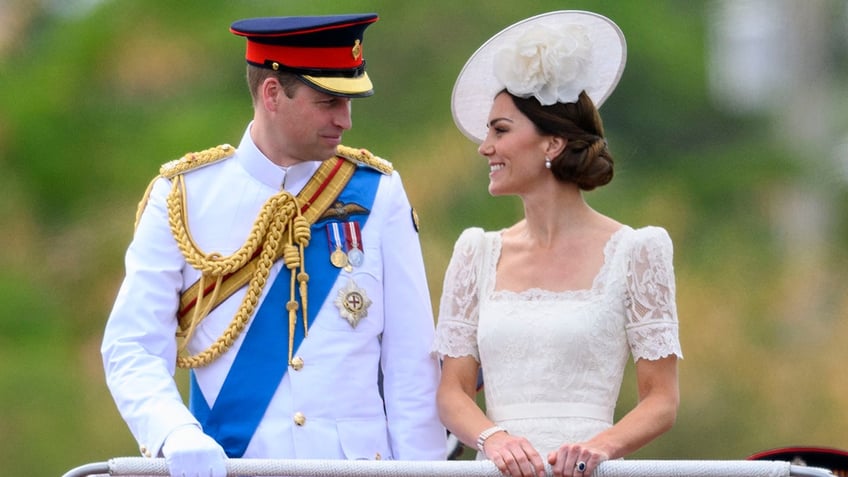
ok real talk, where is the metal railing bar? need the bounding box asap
[60,457,834,477]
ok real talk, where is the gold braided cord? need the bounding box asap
[175,157,357,324]
[167,175,310,368]
[291,216,311,335]
[177,178,204,258]
[134,176,160,231]
[168,176,272,277]
[286,216,311,364]
[134,145,235,232]
[177,272,223,353]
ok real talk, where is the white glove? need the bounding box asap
[161,424,227,477]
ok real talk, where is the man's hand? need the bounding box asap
[161,425,227,477]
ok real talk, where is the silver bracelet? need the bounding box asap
[476,425,506,453]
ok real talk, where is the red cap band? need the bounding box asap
[245,41,363,70]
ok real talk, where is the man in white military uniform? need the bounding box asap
[101,13,446,477]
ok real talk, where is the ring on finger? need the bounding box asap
[576,461,587,473]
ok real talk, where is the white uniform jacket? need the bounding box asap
[101,125,446,461]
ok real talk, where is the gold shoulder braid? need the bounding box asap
[336,144,393,175]
[171,181,310,369]
[129,143,307,369]
[135,145,359,369]
[159,143,235,179]
[133,144,236,230]
[166,152,310,368]
[170,150,356,369]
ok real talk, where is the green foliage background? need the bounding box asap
[1,1,847,475]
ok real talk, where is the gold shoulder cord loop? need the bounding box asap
[135,144,236,232]
[159,149,356,369]
[167,176,310,368]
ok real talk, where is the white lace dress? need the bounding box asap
[432,225,683,457]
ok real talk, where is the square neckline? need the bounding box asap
[489,225,631,298]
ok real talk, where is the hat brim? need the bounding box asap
[301,73,374,98]
[451,10,627,144]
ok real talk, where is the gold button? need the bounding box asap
[291,356,304,371]
[139,444,151,457]
[293,412,306,426]
[375,452,381,460]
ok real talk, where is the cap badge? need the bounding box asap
[335,279,371,328]
[351,39,362,60]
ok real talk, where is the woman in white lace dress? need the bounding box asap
[433,11,682,477]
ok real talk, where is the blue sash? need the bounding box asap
[189,166,381,457]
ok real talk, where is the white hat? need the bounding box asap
[451,10,627,144]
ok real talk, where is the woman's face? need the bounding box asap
[477,92,551,196]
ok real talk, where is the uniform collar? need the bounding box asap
[236,122,321,194]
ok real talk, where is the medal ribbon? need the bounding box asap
[329,222,345,254]
[327,222,348,268]
[345,221,362,252]
[344,221,364,268]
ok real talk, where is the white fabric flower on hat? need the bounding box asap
[493,24,593,105]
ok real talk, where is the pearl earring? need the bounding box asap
[544,157,552,169]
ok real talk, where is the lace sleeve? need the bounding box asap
[624,226,683,361]
[431,227,486,362]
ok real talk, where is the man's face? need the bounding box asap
[274,82,353,164]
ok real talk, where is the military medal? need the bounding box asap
[348,248,364,268]
[334,279,371,328]
[327,223,349,269]
[344,221,364,268]
[330,248,348,268]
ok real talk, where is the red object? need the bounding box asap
[748,446,848,472]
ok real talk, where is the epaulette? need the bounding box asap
[159,144,235,179]
[336,144,393,175]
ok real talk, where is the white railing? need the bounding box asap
[61,458,834,477]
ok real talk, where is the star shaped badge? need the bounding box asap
[334,279,372,328]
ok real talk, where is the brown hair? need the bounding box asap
[246,65,302,103]
[509,90,614,190]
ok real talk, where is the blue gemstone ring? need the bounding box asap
[576,461,587,473]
